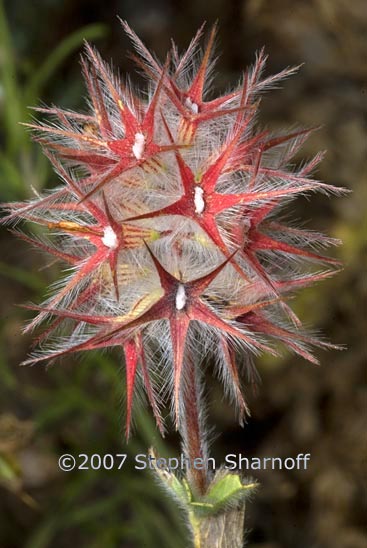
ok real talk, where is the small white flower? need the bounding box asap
[175,284,187,310]
[194,186,205,214]
[185,97,199,114]
[102,226,118,249]
[132,132,145,159]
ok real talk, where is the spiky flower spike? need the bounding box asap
[3,22,345,440]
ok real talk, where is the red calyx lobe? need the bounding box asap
[32,245,271,427]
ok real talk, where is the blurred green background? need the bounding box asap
[0,0,366,547]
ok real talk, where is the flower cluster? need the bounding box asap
[3,22,344,437]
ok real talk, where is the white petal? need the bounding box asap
[175,284,187,310]
[132,132,145,160]
[102,226,118,249]
[194,186,205,214]
[185,97,199,114]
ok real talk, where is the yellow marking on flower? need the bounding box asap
[113,288,163,323]
[82,122,99,136]
[141,162,154,174]
[157,160,168,173]
[193,233,211,246]
[149,229,161,241]
[194,171,203,183]
[118,264,148,284]
[178,119,194,144]
[47,221,100,236]
[140,158,164,175]
[184,122,195,145]
[122,224,160,248]
[94,262,149,289]
[122,175,145,188]
[124,238,144,248]
[121,198,146,216]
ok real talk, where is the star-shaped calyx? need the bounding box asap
[124,115,253,275]
[22,319,163,439]
[226,198,341,310]
[25,245,272,428]
[124,21,254,143]
[163,24,248,143]
[20,156,159,332]
[99,245,274,426]
[125,113,330,281]
[25,49,183,202]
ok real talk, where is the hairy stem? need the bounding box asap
[190,508,245,548]
[181,356,208,496]
[179,357,248,547]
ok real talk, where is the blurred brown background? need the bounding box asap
[0,0,366,547]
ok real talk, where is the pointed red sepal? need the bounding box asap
[76,55,187,202]
[144,242,180,290]
[9,230,79,265]
[200,126,245,194]
[190,300,275,355]
[20,326,123,366]
[239,311,322,365]
[245,270,339,301]
[186,251,238,294]
[251,232,341,265]
[81,56,112,139]
[23,247,111,333]
[137,333,165,436]
[262,127,318,152]
[242,248,302,326]
[226,297,281,320]
[188,23,217,105]
[142,54,171,133]
[170,315,190,428]
[220,336,249,421]
[21,121,106,148]
[43,246,273,426]
[123,337,140,439]
[127,23,258,144]
[84,43,139,135]
[30,280,103,348]
[108,249,120,301]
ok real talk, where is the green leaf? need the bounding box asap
[0,151,25,199]
[0,0,25,153]
[200,471,257,514]
[0,261,44,291]
[148,448,191,505]
[0,336,17,390]
[25,23,108,104]
[66,492,127,526]
[0,454,19,483]
[26,518,59,548]
[206,473,242,505]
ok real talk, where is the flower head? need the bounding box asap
[3,22,345,438]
